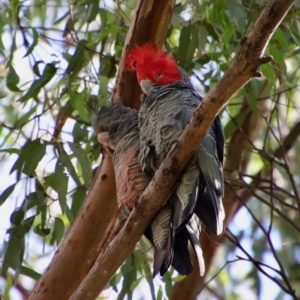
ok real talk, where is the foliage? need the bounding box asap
[0,0,300,299]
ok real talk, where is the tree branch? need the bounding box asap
[172,96,265,299]
[28,1,176,299]
[112,0,176,109]
[27,151,117,300]
[70,1,296,299]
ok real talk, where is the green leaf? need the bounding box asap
[268,44,286,73]
[100,56,116,78]
[223,109,249,138]
[24,27,39,57]
[243,87,258,113]
[10,208,25,225]
[99,75,108,105]
[190,0,201,11]
[195,54,211,65]
[57,146,81,186]
[226,1,246,29]
[72,122,88,143]
[0,183,16,205]
[172,274,185,282]
[0,148,20,155]
[69,91,90,122]
[6,65,22,92]
[260,63,276,85]
[202,21,219,41]
[98,25,122,43]
[41,202,47,228]
[118,255,136,300]
[71,187,87,218]
[87,0,99,23]
[18,63,57,103]
[2,236,25,276]
[14,106,37,128]
[143,260,156,300]
[65,203,75,224]
[20,265,41,280]
[10,139,46,177]
[196,23,208,54]
[4,273,13,300]
[22,139,47,175]
[25,191,45,213]
[65,39,87,76]
[44,161,68,213]
[32,60,44,77]
[162,270,173,298]
[50,217,65,245]
[157,289,163,300]
[273,28,289,49]
[69,142,91,186]
[178,24,192,68]
[34,224,51,237]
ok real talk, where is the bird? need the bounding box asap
[93,104,205,277]
[125,43,225,275]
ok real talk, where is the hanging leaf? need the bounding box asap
[65,39,87,76]
[44,161,68,213]
[71,187,87,218]
[10,139,47,177]
[99,75,109,105]
[178,24,192,68]
[24,27,39,57]
[18,63,57,103]
[69,91,90,123]
[57,145,81,186]
[0,183,16,205]
[6,65,22,92]
[69,142,91,186]
[50,217,65,245]
[268,44,287,73]
[10,208,25,226]
[20,266,41,281]
[1,237,25,276]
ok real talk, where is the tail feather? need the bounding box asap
[186,216,205,276]
[196,178,225,235]
[171,227,193,275]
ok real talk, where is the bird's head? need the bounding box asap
[125,43,181,94]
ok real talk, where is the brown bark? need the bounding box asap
[70,1,296,299]
[27,151,117,300]
[112,0,176,109]
[28,1,176,299]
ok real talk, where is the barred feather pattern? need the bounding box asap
[93,105,175,274]
[94,105,150,208]
[151,206,172,250]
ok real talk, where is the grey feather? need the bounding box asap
[138,70,225,236]
[94,104,197,277]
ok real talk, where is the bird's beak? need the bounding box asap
[140,79,154,96]
[97,132,115,150]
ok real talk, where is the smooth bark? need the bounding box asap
[70,1,296,299]
[27,151,117,300]
[28,0,176,299]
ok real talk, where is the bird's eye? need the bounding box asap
[156,73,163,79]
